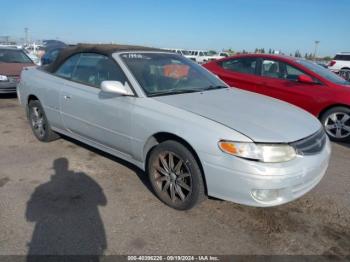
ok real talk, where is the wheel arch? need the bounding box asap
[318,104,350,119]
[26,95,41,117]
[27,94,40,104]
[143,132,208,194]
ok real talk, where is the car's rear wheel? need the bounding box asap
[339,68,350,81]
[28,100,60,142]
[321,106,350,142]
[147,140,206,210]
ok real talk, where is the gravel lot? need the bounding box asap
[0,95,349,257]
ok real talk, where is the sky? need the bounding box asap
[1,0,349,56]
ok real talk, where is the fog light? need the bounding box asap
[251,189,284,203]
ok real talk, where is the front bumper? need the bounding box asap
[201,137,331,207]
[0,80,17,94]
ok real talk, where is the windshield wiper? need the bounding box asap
[148,88,201,97]
[148,85,228,97]
[201,85,228,91]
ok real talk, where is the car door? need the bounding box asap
[56,53,135,156]
[255,58,327,115]
[215,57,262,92]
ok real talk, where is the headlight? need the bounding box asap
[0,75,8,82]
[218,141,296,163]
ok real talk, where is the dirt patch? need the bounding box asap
[231,197,350,256]
[0,177,10,187]
[0,103,17,109]
[129,238,147,250]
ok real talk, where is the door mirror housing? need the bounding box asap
[298,74,315,84]
[100,81,133,96]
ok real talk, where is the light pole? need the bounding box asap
[314,40,320,60]
[24,28,29,46]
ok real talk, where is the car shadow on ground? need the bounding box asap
[61,135,155,196]
[0,93,17,99]
[335,142,350,149]
[26,157,107,262]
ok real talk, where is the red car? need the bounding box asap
[0,47,34,94]
[203,54,350,142]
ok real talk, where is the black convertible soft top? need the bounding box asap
[45,43,165,73]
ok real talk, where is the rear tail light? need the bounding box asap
[328,60,336,67]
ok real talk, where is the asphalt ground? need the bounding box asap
[0,95,349,257]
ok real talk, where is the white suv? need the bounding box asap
[187,50,213,64]
[328,52,350,73]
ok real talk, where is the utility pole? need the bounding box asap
[24,28,29,46]
[314,40,320,60]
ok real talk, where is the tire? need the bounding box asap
[28,100,60,142]
[320,106,350,143]
[147,140,206,210]
[339,68,350,81]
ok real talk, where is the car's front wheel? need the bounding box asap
[321,106,350,142]
[147,140,206,210]
[28,100,60,142]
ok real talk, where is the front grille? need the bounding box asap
[290,129,327,155]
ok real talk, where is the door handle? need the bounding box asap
[64,95,71,100]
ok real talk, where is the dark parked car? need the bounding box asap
[41,47,65,65]
[0,48,35,94]
[204,54,350,142]
[41,40,68,65]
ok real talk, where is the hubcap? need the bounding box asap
[31,106,46,138]
[339,69,350,81]
[152,152,192,203]
[324,112,350,139]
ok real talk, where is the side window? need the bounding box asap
[220,58,257,75]
[285,64,305,81]
[261,59,308,81]
[55,54,80,79]
[334,55,350,61]
[71,53,128,88]
[199,52,204,56]
[261,60,282,79]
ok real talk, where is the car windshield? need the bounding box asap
[298,59,350,85]
[0,49,33,63]
[121,52,227,96]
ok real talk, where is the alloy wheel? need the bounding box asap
[30,106,46,138]
[151,151,192,203]
[324,112,350,139]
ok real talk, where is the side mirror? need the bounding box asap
[298,74,315,84]
[100,81,133,96]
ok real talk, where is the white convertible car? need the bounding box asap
[18,44,331,210]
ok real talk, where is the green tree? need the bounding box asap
[294,50,301,58]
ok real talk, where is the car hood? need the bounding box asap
[153,88,321,143]
[0,63,34,76]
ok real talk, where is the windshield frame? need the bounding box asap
[116,51,227,97]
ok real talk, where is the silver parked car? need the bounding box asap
[18,44,331,210]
